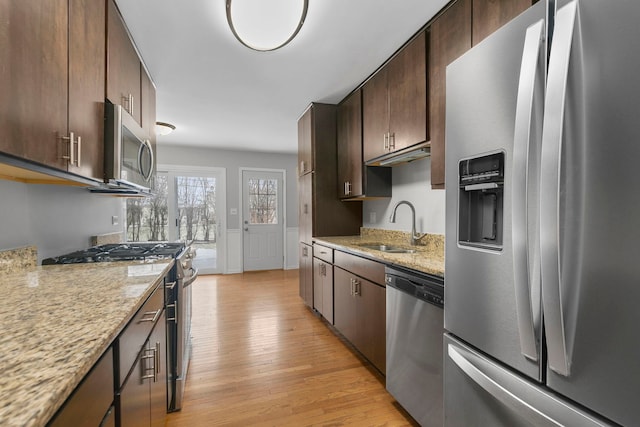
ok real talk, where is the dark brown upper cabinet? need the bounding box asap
[107,0,142,125]
[337,90,364,198]
[429,0,535,189]
[337,90,392,200]
[0,0,105,181]
[429,0,472,189]
[473,0,536,46]
[297,103,362,246]
[363,31,427,163]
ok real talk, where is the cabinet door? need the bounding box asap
[149,311,167,427]
[322,263,334,324]
[107,0,142,124]
[313,257,324,314]
[362,69,389,162]
[49,348,114,427]
[119,349,151,427]
[298,173,312,245]
[68,0,105,180]
[429,0,472,188]
[333,268,358,344]
[297,106,313,176]
[472,0,534,45]
[0,0,68,169]
[299,243,313,307]
[357,278,386,373]
[337,90,363,199]
[388,31,427,153]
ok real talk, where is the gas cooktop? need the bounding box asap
[42,242,187,265]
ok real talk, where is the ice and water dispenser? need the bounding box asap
[458,152,504,250]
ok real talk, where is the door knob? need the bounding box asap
[244,227,248,231]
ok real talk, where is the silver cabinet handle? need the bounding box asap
[76,135,81,167]
[303,204,308,214]
[139,309,161,323]
[511,18,545,363]
[141,347,157,381]
[302,246,308,257]
[354,279,361,296]
[167,302,178,322]
[300,160,306,173]
[383,133,389,151]
[166,281,177,291]
[155,341,161,375]
[349,278,354,296]
[540,0,577,378]
[61,132,75,165]
[129,93,134,116]
[388,132,395,150]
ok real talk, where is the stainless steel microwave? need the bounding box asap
[104,103,155,191]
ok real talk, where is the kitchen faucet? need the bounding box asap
[389,200,426,246]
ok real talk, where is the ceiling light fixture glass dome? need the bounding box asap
[226,0,309,52]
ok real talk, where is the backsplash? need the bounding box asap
[363,158,445,235]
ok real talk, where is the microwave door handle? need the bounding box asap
[511,19,545,363]
[540,0,578,378]
[138,139,154,181]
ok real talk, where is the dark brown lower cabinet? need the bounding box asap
[299,243,313,307]
[313,257,334,324]
[333,267,386,373]
[48,348,114,427]
[120,310,167,427]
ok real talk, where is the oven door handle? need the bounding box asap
[183,267,199,288]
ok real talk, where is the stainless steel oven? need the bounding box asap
[168,246,198,412]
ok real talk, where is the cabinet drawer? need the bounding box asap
[313,243,333,264]
[334,250,385,285]
[49,347,114,427]
[118,282,164,386]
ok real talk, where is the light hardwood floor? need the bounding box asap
[165,269,418,427]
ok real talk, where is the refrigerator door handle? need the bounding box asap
[539,0,578,377]
[448,343,560,426]
[447,339,611,427]
[512,19,545,363]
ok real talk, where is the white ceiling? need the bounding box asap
[116,0,449,154]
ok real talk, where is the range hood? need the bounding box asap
[365,141,431,167]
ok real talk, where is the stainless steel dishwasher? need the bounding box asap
[386,266,444,427]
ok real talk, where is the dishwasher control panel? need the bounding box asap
[385,267,444,308]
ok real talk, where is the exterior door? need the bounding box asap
[242,169,284,271]
[125,167,226,274]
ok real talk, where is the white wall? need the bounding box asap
[157,145,299,272]
[0,180,122,262]
[363,157,445,235]
[157,145,298,229]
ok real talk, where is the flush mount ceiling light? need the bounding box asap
[155,122,176,136]
[226,0,309,52]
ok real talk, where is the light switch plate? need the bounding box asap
[112,215,119,226]
[230,208,238,215]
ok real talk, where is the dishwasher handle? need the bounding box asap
[386,272,444,308]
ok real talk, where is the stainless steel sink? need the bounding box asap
[357,243,416,254]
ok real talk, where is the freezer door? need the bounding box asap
[540,0,640,425]
[445,1,545,381]
[444,334,611,427]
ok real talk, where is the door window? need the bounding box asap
[248,178,278,224]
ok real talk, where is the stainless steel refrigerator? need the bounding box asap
[444,0,640,425]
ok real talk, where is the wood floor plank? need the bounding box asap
[165,270,418,427]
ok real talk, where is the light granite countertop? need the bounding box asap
[314,228,445,277]
[0,260,173,427]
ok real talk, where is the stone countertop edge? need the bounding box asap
[312,234,445,278]
[0,259,174,427]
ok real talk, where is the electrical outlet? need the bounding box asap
[230,208,238,215]
[112,215,119,226]
[369,212,377,223]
